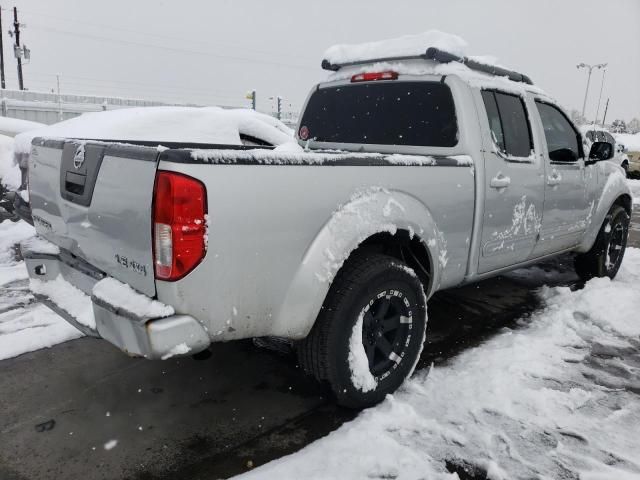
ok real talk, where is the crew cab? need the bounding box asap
[21,36,632,408]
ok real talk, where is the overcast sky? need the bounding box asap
[6,0,640,122]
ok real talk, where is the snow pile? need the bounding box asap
[627,179,640,206]
[20,235,61,255]
[348,311,378,392]
[92,277,174,320]
[30,275,95,329]
[0,303,82,361]
[160,342,191,360]
[0,220,82,360]
[13,106,295,155]
[0,116,45,136]
[0,220,34,286]
[0,133,20,189]
[323,30,468,66]
[241,248,640,480]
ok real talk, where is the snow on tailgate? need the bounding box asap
[240,248,640,480]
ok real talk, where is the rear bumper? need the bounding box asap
[22,243,210,359]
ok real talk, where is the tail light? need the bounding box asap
[152,171,207,281]
[351,71,398,82]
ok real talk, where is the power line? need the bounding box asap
[19,8,311,64]
[28,71,247,97]
[29,24,318,71]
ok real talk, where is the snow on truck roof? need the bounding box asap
[321,30,548,97]
[13,106,295,155]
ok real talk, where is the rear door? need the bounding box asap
[29,139,159,296]
[477,90,545,274]
[531,101,590,257]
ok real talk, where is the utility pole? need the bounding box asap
[13,7,23,90]
[594,64,608,124]
[276,95,282,120]
[0,7,5,89]
[601,98,610,127]
[56,74,63,121]
[577,62,606,119]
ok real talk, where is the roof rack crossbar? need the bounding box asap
[321,46,533,85]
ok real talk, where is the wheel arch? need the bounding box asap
[271,188,442,339]
[577,170,633,253]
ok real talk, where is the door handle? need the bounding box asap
[490,174,511,189]
[547,171,562,186]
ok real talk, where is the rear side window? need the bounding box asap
[299,81,458,147]
[535,101,581,161]
[482,90,533,158]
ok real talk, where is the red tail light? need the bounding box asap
[152,171,207,281]
[351,71,398,82]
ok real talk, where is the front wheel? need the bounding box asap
[574,205,629,281]
[298,253,427,408]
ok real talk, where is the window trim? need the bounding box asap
[482,89,534,163]
[534,99,585,162]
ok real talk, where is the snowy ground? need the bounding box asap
[0,220,82,361]
[241,247,640,480]
[1,181,639,478]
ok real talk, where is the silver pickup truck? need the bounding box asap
[22,47,631,408]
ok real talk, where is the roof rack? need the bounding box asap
[321,46,534,85]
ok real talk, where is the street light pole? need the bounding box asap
[577,62,606,119]
[594,65,607,125]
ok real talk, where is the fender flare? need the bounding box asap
[577,168,632,253]
[271,188,444,339]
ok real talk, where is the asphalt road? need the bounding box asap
[0,211,638,480]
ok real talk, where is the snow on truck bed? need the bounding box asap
[190,145,474,167]
[13,106,295,155]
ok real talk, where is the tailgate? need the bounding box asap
[28,138,159,296]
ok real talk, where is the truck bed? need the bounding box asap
[27,136,476,343]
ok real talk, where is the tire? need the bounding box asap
[574,205,629,281]
[298,253,427,408]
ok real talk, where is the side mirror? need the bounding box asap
[549,148,578,163]
[588,141,614,163]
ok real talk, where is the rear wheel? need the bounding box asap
[574,205,629,281]
[298,253,427,408]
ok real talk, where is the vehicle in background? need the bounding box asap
[614,132,640,178]
[581,125,630,177]
[21,33,631,408]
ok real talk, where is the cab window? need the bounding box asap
[535,101,582,162]
[482,90,533,159]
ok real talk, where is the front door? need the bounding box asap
[477,90,545,274]
[531,101,590,258]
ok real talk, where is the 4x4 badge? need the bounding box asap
[73,144,85,169]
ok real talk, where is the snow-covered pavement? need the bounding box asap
[0,220,82,361]
[241,249,640,479]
